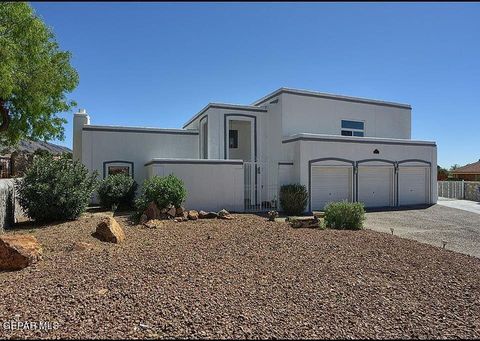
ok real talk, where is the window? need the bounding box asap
[103,161,133,178]
[341,120,364,137]
[229,130,238,149]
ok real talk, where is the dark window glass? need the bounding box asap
[341,120,364,130]
[341,130,353,136]
[353,131,364,137]
[108,166,130,176]
[229,130,238,149]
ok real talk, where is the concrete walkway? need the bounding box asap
[437,197,480,215]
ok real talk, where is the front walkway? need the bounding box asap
[437,197,480,215]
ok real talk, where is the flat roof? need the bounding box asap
[83,125,198,135]
[252,87,412,109]
[182,103,268,129]
[282,133,435,147]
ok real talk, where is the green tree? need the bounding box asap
[0,2,78,145]
[450,164,460,171]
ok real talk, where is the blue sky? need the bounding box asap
[31,2,480,168]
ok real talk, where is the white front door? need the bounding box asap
[311,166,353,210]
[357,166,394,207]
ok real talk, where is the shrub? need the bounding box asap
[98,174,138,210]
[279,184,308,215]
[16,154,98,222]
[135,174,187,213]
[324,201,365,230]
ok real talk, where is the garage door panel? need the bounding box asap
[311,166,352,210]
[358,166,394,207]
[398,167,429,206]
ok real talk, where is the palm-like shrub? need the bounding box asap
[279,184,308,215]
[98,174,137,210]
[16,154,98,222]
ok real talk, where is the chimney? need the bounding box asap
[73,109,90,162]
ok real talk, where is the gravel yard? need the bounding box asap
[365,204,480,258]
[0,213,479,339]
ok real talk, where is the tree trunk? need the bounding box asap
[0,100,9,132]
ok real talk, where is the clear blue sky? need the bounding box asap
[31,2,480,168]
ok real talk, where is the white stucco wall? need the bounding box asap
[145,160,244,212]
[281,93,411,140]
[81,127,199,186]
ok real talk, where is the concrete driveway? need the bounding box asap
[365,204,480,258]
[437,197,480,215]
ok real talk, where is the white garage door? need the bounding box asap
[358,166,394,207]
[398,167,429,206]
[311,166,352,210]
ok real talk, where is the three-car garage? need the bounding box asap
[309,158,432,211]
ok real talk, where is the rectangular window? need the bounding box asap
[229,130,238,149]
[341,120,364,137]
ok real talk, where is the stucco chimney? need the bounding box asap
[73,109,90,162]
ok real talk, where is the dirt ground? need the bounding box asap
[0,212,479,339]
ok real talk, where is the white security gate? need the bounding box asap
[437,181,464,199]
[357,166,394,207]
[244,162,278,212]
[398,166,429,205]
[311,166,353,210]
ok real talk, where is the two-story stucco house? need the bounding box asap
[73,87,437,212]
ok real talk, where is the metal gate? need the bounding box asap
[244,162,278,212]
[437,181,464,199]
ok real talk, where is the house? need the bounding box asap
[73,87,437,212]
[451,160,480,181]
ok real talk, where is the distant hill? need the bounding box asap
[0,140,72,156]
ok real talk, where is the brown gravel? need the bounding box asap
[0,213,479,339]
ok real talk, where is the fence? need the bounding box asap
[244,162,279,212]
[437,181,464,199]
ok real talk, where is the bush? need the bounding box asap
[279,184,308,215]
[135,174,187,213]
[16,154,98,222]
[324,201,365,230]
[98,174,138,210]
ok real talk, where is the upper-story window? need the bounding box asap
[341,120,364,137]
[229,130,238,149]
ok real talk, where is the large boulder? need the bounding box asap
[199,210,218,219]
[167,206,177,218]
[94,216,125,243]
[143,219,164,229]
[144,202,161,220]
[175,206,185,217]
[187,210,199,220]
[0,234,42,271]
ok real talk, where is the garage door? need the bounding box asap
[358,166,394,207]
[398,167,429,205]
[311,166,352,210]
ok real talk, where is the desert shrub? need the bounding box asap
[135,174,187,213]
[98,174,138,210]
[324,201,365,230]
[279,184,308,215]
[16,154,98,222]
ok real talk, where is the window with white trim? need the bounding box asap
[341,120,364,137]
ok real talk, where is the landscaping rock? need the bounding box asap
[175,206,185,217]
[143,219,164,229]
[218,209,233,220]
[199,211,218,219]
[188,210,199,220]
[139,214,148,225]
[70,242,96,252]
[0,234,42,271]
[144,202,161,220]
[94,216,125,243]
[289,216,320,228]
[167,206,177,218]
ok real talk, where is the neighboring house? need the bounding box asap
[73,87,437,212]
[451,160,480,181]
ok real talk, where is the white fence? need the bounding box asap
[244,162,279,212]
[437,181,464,199]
